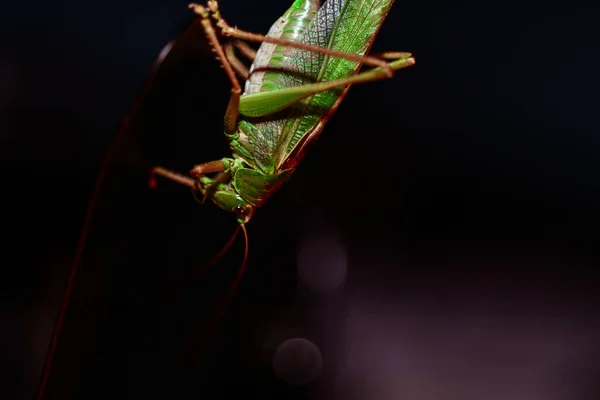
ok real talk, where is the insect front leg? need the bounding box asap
[149,6,245,198]
[189,3,241,134]
[150,160,231,201]
[149,167,199,191]
[190,160,226,177]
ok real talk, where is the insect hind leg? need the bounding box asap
[201,0,396,78]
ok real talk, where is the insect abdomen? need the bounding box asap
[232,168,294,206]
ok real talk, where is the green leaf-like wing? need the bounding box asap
[237,0,395,174]
[273,0,396,168]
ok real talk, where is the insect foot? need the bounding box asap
[188,3,209,18]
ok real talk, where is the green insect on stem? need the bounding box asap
[150,0,416,227]
[35,5,416,394]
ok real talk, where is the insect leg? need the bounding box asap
[239,53,415,117]
[190,160,225,177]
[200,0,395,77]
[149,166,230,204]
[150,7,243,195]
[223,41,249,79]
[149,167,199,190]
[190,3,241,135]
[222,38,258,79]
[232,40,256,62]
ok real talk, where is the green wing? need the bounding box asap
[238,0,395,174]
[274,0,396,168]
[237,0,319,174]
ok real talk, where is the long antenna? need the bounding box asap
[164,224,242,299]
[238,224,250,284]
[217,223,249,310]
[183,223,250,365]
[34,44,172,400]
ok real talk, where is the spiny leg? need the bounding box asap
[233,40,256,62]
[223,39,258,79]
[190,3,242,134]
[239,53,415,118]
[190,1,416,120]
[195,0,396,78]
[374,51,413,60]
[224,41,249,79]
[149,4,243,192]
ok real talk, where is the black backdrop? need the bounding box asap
[2,0,599,399]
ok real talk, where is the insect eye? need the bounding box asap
[233,205,253,223]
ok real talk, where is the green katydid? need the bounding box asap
[35,2,415,396]
[148,0,414,364]
[150,0,415,234]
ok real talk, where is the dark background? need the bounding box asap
[2,0,599,399]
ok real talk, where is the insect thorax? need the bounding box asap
[203,138,294,224]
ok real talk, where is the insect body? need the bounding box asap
[35,4,415,397]
[151,0,415,225]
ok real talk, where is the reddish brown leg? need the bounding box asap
[198,0,394,78]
